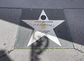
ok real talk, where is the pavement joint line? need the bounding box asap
[13,48,84,53]
[0,8,83,52]
[63,10,75,49]
[14,48,74,49]
[0,48,14,58]
[0,7,84,9]
[74,48,84,53]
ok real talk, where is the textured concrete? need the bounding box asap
[0,0,84,8]
[0,6,84,61]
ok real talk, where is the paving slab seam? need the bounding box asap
[0,7,84,9]
[74,48,84,53]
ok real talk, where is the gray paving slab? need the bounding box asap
[64,9,84,51]
[0,0,84,8]
[0,8,84,61]
[0,9,21,51]
[2,49,84,61]
[15,9,73,48]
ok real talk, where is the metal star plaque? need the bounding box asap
[15,9,73,49]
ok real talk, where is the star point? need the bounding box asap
[23,10,65,47]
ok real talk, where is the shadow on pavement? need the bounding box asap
[31,36,49,61]
[0,50,12,61]
[0,8,84,47]
[0,8,84,61]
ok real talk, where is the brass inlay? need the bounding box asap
[39,21,46,29]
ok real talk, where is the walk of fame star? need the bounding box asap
[23,10,65,47]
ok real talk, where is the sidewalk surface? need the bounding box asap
[0,0,84,61]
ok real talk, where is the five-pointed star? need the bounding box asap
[23,10,65,47]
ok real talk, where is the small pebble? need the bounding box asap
[4,43,6,45]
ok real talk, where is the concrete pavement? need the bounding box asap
[0,0,84,61]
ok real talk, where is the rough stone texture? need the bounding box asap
[0,0,84,8]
